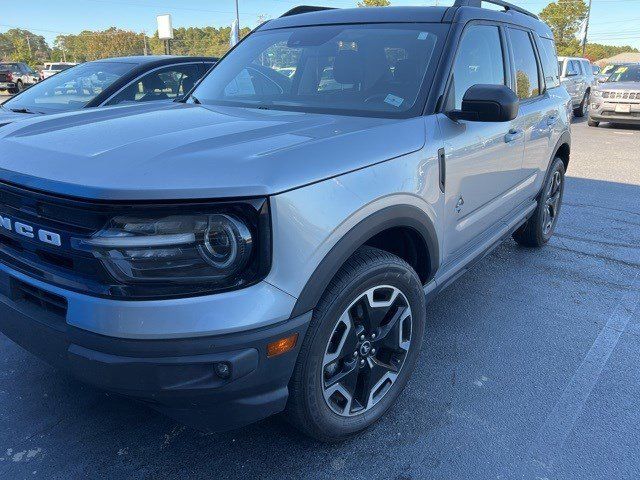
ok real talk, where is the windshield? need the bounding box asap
[606,65,640,83]
[0,63,20,73]
[3,61,132,114]
[191,23,446,117]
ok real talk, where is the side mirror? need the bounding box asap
[447,84,519,122]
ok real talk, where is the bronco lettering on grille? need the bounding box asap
[0,214,62,247]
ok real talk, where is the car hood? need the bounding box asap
[0,102,424,200]
[598,81,640,91]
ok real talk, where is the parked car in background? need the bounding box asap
[40,62,78,80]
[0,62,39,93]
[596,62,634,83]
[589,63,640,127]
[558,56,595,117]
[0,55,217,126]
[0,1,571,440]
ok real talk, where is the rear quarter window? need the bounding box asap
[538,37,560,88]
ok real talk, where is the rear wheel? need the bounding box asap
[587,119,599,127]
[16,80,24,92]
[286,247,426,442]
[513,157,565,247]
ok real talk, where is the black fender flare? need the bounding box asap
[290,204,439,317]
[538,131,571,197]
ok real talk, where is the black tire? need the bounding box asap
[286,246,426,442]
[513,157,566,247]
[16,80,24,92]
[574,91,589,118]
[587,119,599,127]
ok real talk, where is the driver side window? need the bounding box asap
[448,25,506,110]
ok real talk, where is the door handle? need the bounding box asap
[504,128,524,143]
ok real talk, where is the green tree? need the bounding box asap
[539,0,588,56]
[54,28,146,62]
[584,42,638,62]
[357,0,390,7]
[0,29,51,66]
[148,26,251,58]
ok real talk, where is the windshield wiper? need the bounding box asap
[9,107,37,114]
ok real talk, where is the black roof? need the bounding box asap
[261,4,553,39]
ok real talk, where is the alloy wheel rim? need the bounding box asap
[542,170,562,235]
[321,285,412,417]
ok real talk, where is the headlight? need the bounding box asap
[70,200,270,296]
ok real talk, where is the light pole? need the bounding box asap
[235,0,240,32]
[582,0,592,57]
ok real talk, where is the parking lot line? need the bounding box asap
[526,271,640,475]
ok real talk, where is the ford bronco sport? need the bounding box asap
[0,0,571,441]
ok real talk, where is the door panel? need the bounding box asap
[438,115,524,259]
[439,24,524,261]
[507,27,554,205]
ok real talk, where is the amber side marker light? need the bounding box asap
[267,333,298,357]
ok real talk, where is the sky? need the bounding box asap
[1,0,639,49]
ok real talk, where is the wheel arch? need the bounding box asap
[290,204,439,317]
[535,131,570,200]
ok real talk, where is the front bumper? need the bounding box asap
[0,266,311,431]
[590,100,640,124]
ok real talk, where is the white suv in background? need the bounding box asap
[40,62,78,80]
[558,56,596,117]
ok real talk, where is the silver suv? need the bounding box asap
[558,56,596,117]
[0,1,571,441]
[589,63,640,127]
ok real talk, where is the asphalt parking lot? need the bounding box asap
[0,112,639,479]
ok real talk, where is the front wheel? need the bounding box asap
[513,157,566,247]
[574,91,589,118]
[286,247,426,442]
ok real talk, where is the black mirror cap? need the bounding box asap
[449,84,519,122]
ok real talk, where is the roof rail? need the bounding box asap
[453,0,538,19]
[280,5,337,17]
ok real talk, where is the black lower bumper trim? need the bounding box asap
[0,287,312,432]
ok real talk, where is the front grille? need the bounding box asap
[601,91,640,100]
[0,181,114,297]
[601,110,640,118]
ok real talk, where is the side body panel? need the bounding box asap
[266,116,444,301]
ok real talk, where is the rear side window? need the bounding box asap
[448,24,506,110]
[508,28,540,99]
[538,37,560,88]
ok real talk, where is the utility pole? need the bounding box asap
[26,35,32,57]
[142,30,149,55]
[234,0,240,33]
[582,0,592,57]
